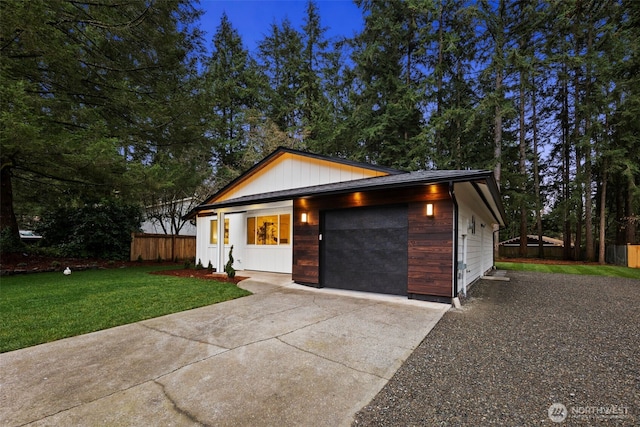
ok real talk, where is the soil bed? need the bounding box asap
[1,252,247,284]
[149,269,248,284]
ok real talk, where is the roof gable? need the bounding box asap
[191,168,506,226]
[205,147,401,204]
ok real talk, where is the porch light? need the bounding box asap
[426,203,434,217]
[301,212,308,223]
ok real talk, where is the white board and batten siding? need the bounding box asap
[196,152,389,274]
[454,182,498,295]
[196,203,293,274]
[217,152,388,202]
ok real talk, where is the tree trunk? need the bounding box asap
[626,179,636,244]
[584,23,595,261]
[435,1,444,158]
[492,0,505,260]
[0,166,20,243]
[518,76,528,258]
[598,159,608,264]
[531,75,543,258]
[561,63,572,260]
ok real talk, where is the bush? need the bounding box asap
[0,228,25,254]
[224,245,236,278]
[36,199,142,260]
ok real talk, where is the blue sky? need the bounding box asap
[198,0,364,52]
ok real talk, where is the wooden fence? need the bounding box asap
[130,233,196,262]
[498,246,565,259]
[627,244,640,268]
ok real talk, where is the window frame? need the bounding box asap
[210,218,230,245]
[246,213,291,246]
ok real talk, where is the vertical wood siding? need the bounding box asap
[293,184,453,297]
[407,201,453,297]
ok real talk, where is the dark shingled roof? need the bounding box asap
[192,169,496,210]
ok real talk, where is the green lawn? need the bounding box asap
[495,261,640,279]
[0,266,250,353]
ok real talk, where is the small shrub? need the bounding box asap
[207,260,214,273]
[137,255,143,262]
[156,254,163,263]
[183,260,192,269]
[195,258,204,270]
[0,228,25,254]
[224,246,236,279]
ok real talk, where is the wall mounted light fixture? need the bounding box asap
[426,203,434,217]
[301,212,308,223]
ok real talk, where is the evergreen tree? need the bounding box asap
[202,13,264,186]
[349,0,424,169]
[0,0,203,244]
[258,18,305,140]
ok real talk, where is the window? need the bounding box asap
[246,213,290,245]
[210,218,229,244]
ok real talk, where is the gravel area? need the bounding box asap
[353,271,639,426]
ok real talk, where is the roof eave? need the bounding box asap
[189,171,495,215]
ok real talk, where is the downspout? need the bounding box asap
[449,181,459,298]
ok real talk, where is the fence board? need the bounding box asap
[130,233,196,261]
[628,244,640,268]
[498,246,564,259]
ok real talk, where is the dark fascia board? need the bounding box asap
[190,169,500,214]
[184,147,404,219]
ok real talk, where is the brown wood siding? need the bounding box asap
[292,184,453,297]
[407,200,453,297]
[292,208,320,284]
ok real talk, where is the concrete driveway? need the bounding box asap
[1,272,448,427]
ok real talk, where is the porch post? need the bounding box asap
[218,211,225,272]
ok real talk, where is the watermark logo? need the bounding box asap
[548,402,632,423]
[548,403,568,423]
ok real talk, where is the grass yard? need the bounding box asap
[496,261,640,279]
[0,266,251,353]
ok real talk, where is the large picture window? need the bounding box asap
[246,214,290,245]
[210,218,229,245]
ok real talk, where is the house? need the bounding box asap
[499,235,570,259]
[141,197,198,236]
[185,147,506,302]
[500,235,565,248]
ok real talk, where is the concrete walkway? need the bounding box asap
[1,272,449,427]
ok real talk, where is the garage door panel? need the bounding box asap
[322,205,408,295]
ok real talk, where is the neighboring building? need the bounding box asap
[19,230,42,244]
[185,147,506,302]
[498,235,571,259]
[141,197,197,236]
[500,235,565,248]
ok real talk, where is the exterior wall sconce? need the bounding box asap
[426,203,434,217]
[301,212,308,223]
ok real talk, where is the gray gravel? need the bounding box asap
[353,271,639,426]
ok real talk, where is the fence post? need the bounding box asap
[130,232,135,261]
[171,234,176,262]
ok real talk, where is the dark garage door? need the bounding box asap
[321,205,408,295]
